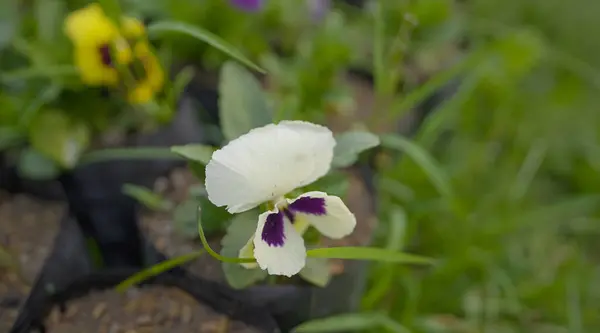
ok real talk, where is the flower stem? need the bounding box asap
[196,206,256,264]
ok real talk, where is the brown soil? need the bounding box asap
[0,192,65,332]
[139,168,226,283]
[45,286,261,333]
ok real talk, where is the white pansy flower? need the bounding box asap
[205,121,356,277]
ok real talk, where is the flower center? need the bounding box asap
[98,44,113,67]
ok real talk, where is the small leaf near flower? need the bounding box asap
[299,257,331,287]
[198,196,230,236]
[332,131,380,168]
[219,61,272,141]
[221,210,268,289]
[171,144,214,165]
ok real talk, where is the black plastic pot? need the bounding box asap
[9,232,281,332]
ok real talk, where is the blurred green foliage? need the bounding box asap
[2,0,600,331]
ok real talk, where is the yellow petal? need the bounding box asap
[114,38,133,65]
[64,4,118,46]
[128,83,154,104]
[121,17,145,39]
[134,42,164,91]
[74,46,118,86]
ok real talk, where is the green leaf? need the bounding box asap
[219,61,273,141]
[173,199,201,239]
[17,148,61,181]
[122,184,173,212]
[0,127,24,150]
[35,0,66,43]
[220,210,267,289]
[306,247,434,265]
[199,195,231,234]
[0,0,19,50]
[332,131,380,168]
[293,313,410,333]
[170,144,214,165]
[147,21,265,73]
[170,66,195,107]
[299,257,331,288]
[380,134,453,199]
[29,110,90,168]
[115,250,205,292]
[78,147,182,166]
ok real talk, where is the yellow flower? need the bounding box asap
[65,4,121,85]
[64,4,164,104]
[127,42,164,104]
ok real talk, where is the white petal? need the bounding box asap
[288,191,356,239]
[253,209,306,276]
[205,121,335,213]
[239,238,259,269]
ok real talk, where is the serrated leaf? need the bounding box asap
[219,61,273,141]
[299,257,331,287]
[147,21,264,73]
[221,210,267,289]
[332,131,380,168]
[29,110,90,168]
[122,184,173,212]
[17,148,60,181]
[170,144,214,165]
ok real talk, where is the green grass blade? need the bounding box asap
[147,21,265,73]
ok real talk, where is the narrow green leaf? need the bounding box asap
[380,134,453,199]
[221,210,267,289]
[17,148,61,180]
[115,250,205,292]
[332,131,380,168]
[390,48,487,117]
[171,66,195,106]
[306,247,434,265]
[299,257,331,287]
[122,184,173,212]
[147,21,265,73]
[219,61,272,141]
[170,144,214,165]
[78,147,182,166]
[293,313,410,333]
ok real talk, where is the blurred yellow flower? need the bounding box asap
[127,42,164,104]
[65,4,122,85]
[64,4,164,104]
